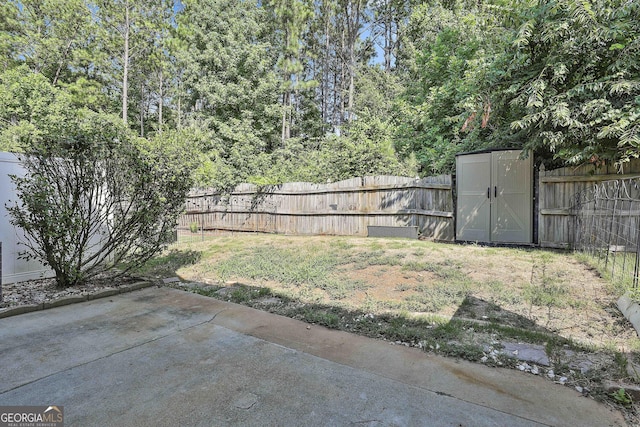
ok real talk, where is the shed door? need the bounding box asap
[456,150,532,243]
[491,151,532,243]
[456,153,491,242]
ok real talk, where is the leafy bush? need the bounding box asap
[4,70,196,288]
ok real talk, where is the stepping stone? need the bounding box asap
[501,343,550,366]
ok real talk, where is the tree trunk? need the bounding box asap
[158,69,163,134]
[322,12,331,126]
[384,4,392,72]
[281,28,291,145]
[52,38,74,86]
[140,82,144,137]
[122,1,130,124]
[177,80,182,129]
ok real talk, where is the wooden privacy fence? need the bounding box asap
[178,175,454,240]
[538,159,640,248]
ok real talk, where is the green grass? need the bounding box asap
[574,251,640,301]
[134,249,201,278]
[409,281,471,312]
[216,246,339,285]
[329,239,355,250]
[213,245,370,300]
[484,280,524,305]
[524,282,570,308]
[348,250,405,269]
[402,259,467,281]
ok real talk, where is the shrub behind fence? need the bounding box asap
[572,177,640,288]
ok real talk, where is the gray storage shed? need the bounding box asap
[456,149,533,244]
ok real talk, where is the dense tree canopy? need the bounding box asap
[1,0,638,182]
[508,0,640,165]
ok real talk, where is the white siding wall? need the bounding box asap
[1,152,52,284]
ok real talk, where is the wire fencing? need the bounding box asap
[572,177,640,289]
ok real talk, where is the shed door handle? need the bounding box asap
[494,186,497,197]
[487,187,490,199]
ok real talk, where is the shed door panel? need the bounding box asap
[491,151,532,243]
[456,153,491,241]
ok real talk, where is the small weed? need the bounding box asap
[193,284,271,304]
[349,250,404,268]
[628,339,640,353]
[401,260,433,272]
[428,320,466,341]
[410,281,471,311]
[229,286,271,303]
[524,282,570,308]
[614,351,629,376]
[330,239,354,250]
[402,260,467,281]
[437,342,486,362]
[192,286,223,298]
[387,241,408,249]
[367,241,384,250]
[483,280,523,305]
[302,309,341,328]
[611,388,633,406]
[361,296,378,313]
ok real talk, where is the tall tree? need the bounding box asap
[4,0,95,86]
[176,0,281,189]
[307,0,371,130]
[267,0,314,143]
[370,0,408,71]
[0,1,21,72]
[341,0,367,122]
[393,0,519,174]
[94,0,169,128]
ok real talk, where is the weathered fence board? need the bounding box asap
[179,175,454,240]
[538,159,640,248]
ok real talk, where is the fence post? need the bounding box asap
[604,182,618,269]
[634,220,640,289]
[589,185,600,263]
[569,193,582,251]
[619,182,631,280]
[610,182,624,278]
